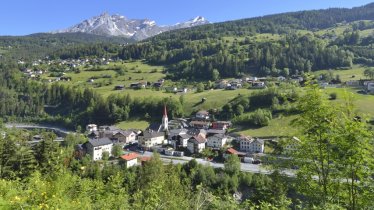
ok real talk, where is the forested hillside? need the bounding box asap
[0,33,132,61]
[48,3,374,80]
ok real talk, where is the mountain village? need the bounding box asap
[72,106,277,168]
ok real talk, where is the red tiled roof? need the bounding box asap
[140,156,152,162]
[227,148,239,155]
[120,153,139,161]
[226,148,246,156]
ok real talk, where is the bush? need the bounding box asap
[329,92,337,100]
[233,109,272,127]
[196,83,204,93]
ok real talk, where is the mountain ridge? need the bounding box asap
[52,12,210,40]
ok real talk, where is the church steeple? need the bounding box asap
[163,105,168,118]
[161,105,169,132]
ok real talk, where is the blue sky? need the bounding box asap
[1,0,373,35]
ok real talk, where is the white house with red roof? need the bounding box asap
[120,153,139,168]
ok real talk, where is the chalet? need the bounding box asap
[190,121,211,129]
[195,110,210,120]
[239,137,265,153]
[112,130,137,144]
[120,153,139,168]
[86,124,97,132]
[85,138,113,161]
[211,121,232,130]
[206,134,228,149]
[187,135,207,154]
[138,130,165,149]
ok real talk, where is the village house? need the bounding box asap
[187,135,207,154]
[168,129,191,149]
[190,121,211,129]
[86,124,98,132]
[112,130,137,144]
[120,152,139,168]
[211,121,232,130]
[215,80,229,89]
[282,137,301,155]
[85,138,113,161]
[195,110,210,120]
[138,130,165,149]
[366,81,374,94]
[206,134,228,149]
[239,137,265,153]
[345,80,360,87]
[252,81,266,89]
[170,134,191,149]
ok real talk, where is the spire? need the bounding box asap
[163,105,168,118]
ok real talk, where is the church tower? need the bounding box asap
[161,105,169,132]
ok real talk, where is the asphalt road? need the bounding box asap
[141,151,295,176]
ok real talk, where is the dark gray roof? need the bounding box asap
[207,129,226,135]
[142,131,164,138]
[179,134,192,139]
[148,123,161,132]
[88,138,113,147]
[114,130,134,137]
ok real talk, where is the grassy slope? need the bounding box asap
[313,66,367,82]
[115,120,150,130]
[49,61,374,135]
